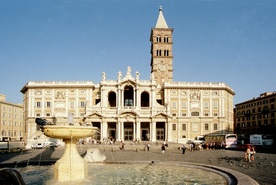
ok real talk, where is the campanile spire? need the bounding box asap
[155,5,168,28]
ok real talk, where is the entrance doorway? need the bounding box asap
[142,129,150,141]
[141,122,150,141]
[92,122,101,141]
[124,122,133,141]
[156,122,165,141]
[108,122,116,140]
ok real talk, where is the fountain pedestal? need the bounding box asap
[54,138,87,181]
[41,126,97,182]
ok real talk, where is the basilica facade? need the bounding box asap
[21,8,235,147]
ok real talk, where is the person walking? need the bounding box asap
[250,146,256,161]
[245,145,251,162]
[147,143,150,151]
[181,145,186,154]
[161,144,166,154]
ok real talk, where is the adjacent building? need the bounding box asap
[20,7,235,147]
[234,92,276,140]
[0,94,24,141]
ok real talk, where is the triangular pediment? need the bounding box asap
[155,112,169,118]
[120,79,136,86]
[87,112,102,118]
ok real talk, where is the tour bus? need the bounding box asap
[250,134,274,146]
[203,134,238,149]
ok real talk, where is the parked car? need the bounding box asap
[32,143,43,149]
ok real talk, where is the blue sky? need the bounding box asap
[0,0,275,104]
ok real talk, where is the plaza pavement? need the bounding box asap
[0,142,275,185]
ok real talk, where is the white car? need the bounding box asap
[32,143,43,149]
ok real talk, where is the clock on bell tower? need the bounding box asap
[150,6,174,85]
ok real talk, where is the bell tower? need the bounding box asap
[150,6,174,85]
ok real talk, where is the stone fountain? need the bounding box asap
[41,125,98,182]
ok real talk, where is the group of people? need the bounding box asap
[245,145,256,162]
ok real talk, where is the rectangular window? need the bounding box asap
[214,123,218,130]
[182,124,186,131]
[213,102,218,110]
[80,101,86,107]
[70,101,75,108]
[172,124,176,131]
[46,101,51,107]
[204,102,209,110]
[36,102,41,108]
[171,102,177,110]
[171,91,177,95]
[205,123,209,130]
[181,101,187,110]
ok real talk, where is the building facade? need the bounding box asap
[20,8,235,147]
[234,92,276,140]
[0,94,24,141]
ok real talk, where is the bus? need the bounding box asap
[203,134,238,149]
[250,134,274,146]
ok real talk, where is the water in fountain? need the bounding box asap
[16,163,227,185]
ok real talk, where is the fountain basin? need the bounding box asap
[41,125,98,182]
[41,125,98,139]
[17,163,232,185]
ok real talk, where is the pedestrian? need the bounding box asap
[147,143,150,151]
[161,144,166,154]
[181,144,186,154]
[250,146,256,161]
[245,145,251,162]
[119,141,125,150]
[190,143,194,151]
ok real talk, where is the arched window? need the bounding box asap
[141,91,150,107]
[164,50,169,56]
[156,50,162,56]
[108,91,116,107]
[191,112,199,116]
[124,86,134,106]
[156,36,161,42]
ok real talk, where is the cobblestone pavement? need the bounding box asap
[0,142,275,185]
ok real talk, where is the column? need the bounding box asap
[121,121,124,141]
[151,121,156,142]
[102,121,108,140]
[133,88,136,106]
[117,86,121,107]
[166,120,172,142]
[116,121,121,141]
[187,122,191,139]
[121,88,124,106]
[136,87,141,107]
[136,121,141,141]
[133,122,136,141]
